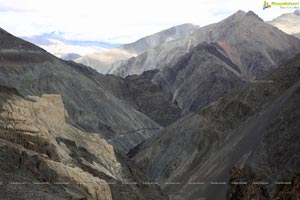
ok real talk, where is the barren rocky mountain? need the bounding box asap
[0,85,167,200]
[147,10,300,114]
[75,24,198,73]
[1,9,300,200]
[0,27,181,154]
[113,10,300,78]
[268,10,300,39]
[133,53,300,199]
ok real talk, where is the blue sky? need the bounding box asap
[0,0,298,43]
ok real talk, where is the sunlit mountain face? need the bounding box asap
[268,10,300,39]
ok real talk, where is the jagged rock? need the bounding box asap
[226,166,300,200]
[274,173,300,200]
[226,166,269,200]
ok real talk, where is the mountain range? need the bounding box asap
[1,9,300,200]
[22,32,120,60]
[75,24,199,73]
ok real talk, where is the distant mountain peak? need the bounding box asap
[294,9,300,16]
[220,10,246,25]
[227,10,263,23]
[235,10,247,15]
[245,10,264,21]
[229,10,246,19]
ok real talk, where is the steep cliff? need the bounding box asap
[0,85,168,200]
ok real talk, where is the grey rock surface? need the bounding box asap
[134,54,300,200]
[0,27,163,154]
[152,42,246,114]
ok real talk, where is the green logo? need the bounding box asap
[264,1,300,10]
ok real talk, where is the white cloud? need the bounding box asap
[0,0,298,43]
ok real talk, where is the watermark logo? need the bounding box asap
[263,1,272,9]
[264,1,300,9]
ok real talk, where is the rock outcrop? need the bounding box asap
[226,166,269,200]
[274,173,300,200]
[226,166,300,200]
[0,85,168,200]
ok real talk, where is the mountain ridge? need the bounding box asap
[75,23,199,73]
[133,53,300,199]
[0,26,167,154]
[113,10,300,79]
[22,32,121,60]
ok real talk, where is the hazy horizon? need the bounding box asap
[0,0,299,44]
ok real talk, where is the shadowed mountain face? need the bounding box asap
[67,63,182,128]
[133,54,300,199]
[0,27,180,154]
[152,42,246,114]
[75,24,199,73]
[0,85,168,200]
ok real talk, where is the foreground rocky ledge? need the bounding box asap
[0,85,167,200]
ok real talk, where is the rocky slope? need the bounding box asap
[0,27,179,154]
[112,11,300,115]
[0,85,168,200]
[75,24,198,73]
[152,42,246,114]
[69,63,182,128]
[268,10,300,39]
[226,166,300,200]
[142,10,300,114]
[133,54,300,199]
